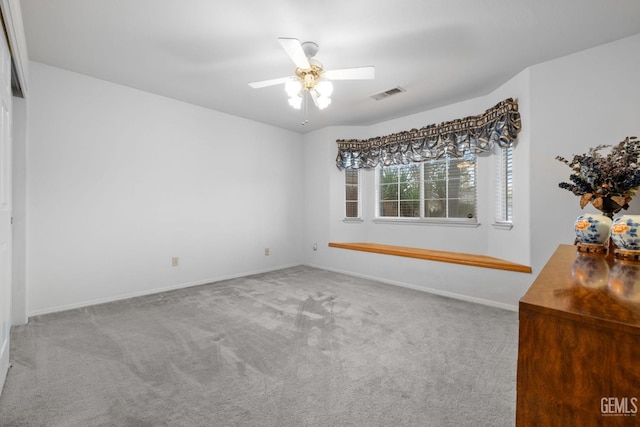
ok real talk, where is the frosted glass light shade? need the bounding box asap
[288,95,302,109]
[317,96,331,110]
[285,79,302,97]
[316,80,333,97]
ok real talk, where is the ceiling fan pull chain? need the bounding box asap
[302,92,309,126]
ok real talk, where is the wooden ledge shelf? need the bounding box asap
[328,242,532,273]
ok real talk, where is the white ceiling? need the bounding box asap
[20,0,640,134]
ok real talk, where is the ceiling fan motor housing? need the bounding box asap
[295,64,323,90]
[301,41,319,58]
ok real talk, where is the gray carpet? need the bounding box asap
[0,266,518,427]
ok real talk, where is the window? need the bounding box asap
[345,168,360,219]
[495,146,513,224]
[377,153,477,221]
[379,163,421,217]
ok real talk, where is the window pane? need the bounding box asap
[424,161,446,181]
[400,200,420,217]
[423,154,476,220]
[345,169,358,185]
[448,198,475,218]
[344,169,359,218]
[447,155,476,219]
[380,183,398,201]
[495,146,513,222]
[424,199,446,217]
[380,201,398,217]
[506,147,513,221]
[346,185,358,201]
[399,180,419,201]
[448,178,475,199]
[424,179,446,199]
[380,167,398,182]
[346,202,358,218]
[399,164,421,182]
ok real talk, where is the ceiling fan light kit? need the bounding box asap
[249,38,374,113]
[286,61,333,110]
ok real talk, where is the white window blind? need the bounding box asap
[495,146,513,223]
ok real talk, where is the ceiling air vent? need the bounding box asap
[371,86,406,101]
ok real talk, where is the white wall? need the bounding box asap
[26,62,304,315]
[529,33,640,271]
[303,33,640,310]
[303,126,370,267]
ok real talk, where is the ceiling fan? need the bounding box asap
[248,38,375,110]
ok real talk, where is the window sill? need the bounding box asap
[328,242,532,273]
[343,218,364,223]
[492,221,514,230]
[372,218,480,228]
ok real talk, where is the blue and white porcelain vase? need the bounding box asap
[610,215,640,251]
[574,213,612,246]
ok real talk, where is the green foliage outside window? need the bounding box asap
[378,154,476,220]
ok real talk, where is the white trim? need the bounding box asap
[373,218,481,228]
[305,262,518,312]
[492,221,514,230]
[0,337,7,395]
[343,218,364,223]
[27,263,300,318]
[29,262,518,318]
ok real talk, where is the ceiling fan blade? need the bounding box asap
[278,38,311,69]
[324,66,375,80]
[248,76,291,89]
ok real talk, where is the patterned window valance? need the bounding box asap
[336,98,521,170]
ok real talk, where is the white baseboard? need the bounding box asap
[28,262,518,319]
[27,263,301,318]
[304,263,519,312]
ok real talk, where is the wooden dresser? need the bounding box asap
[516,244,640,426]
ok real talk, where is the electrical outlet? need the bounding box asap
[171,257,179,267]
[264,248,270,256]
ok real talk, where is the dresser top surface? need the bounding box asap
[520,244,640,332]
